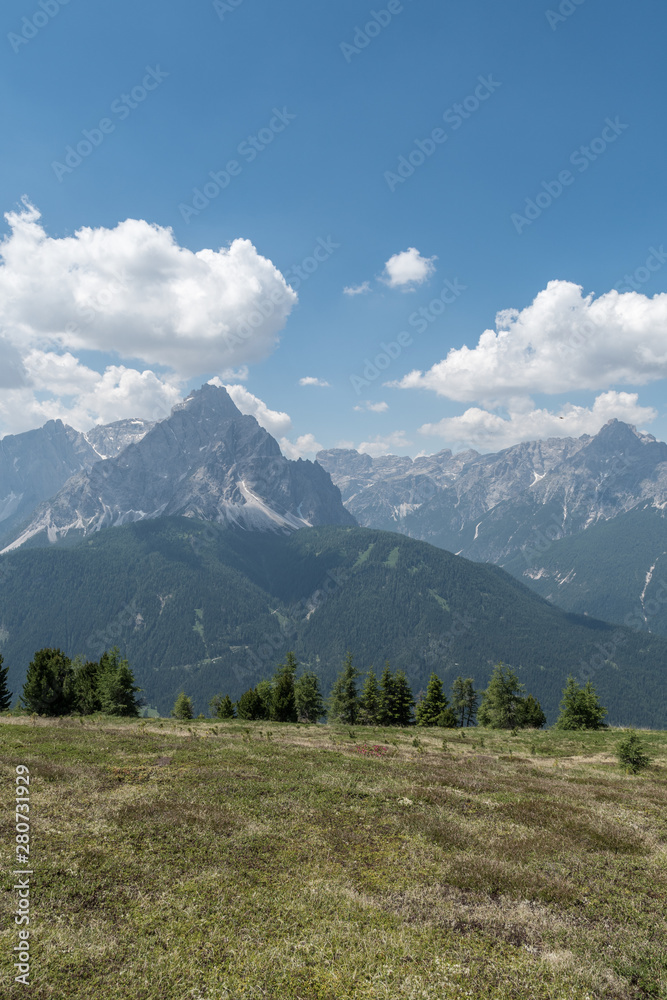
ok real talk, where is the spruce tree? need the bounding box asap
[328,651,359,724]
[377,661,397,725]
[451,676,478,727]
[415,673,447,726]
[358,670,380,725]
[236,688,263,720]
[517,693,546,729]
[72,657,102,715]
[21,648,76,716]
[393,670,415,726]
[99,656,141,717]
[617,731,651,774]
[477,663,525,729]
[0,654,12,712]
[272,651,298,722]
[171,692,194,720]
[554,676,607,730]
[294,671,325,723]
[255,679,274,720]
[210,694,235,719]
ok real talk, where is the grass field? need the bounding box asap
[1,717,666,999]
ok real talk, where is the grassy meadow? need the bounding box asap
[1,716,666,999]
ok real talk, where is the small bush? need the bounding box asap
[617,731,651,774]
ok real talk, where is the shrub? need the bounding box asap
[617,731,651,774]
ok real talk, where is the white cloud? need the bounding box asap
[381,248,437,290]
[214,381,293,437]
[343,281,371,296]
[353,400,389,413]
[280,433,324,459]
[357,431,412,457]
[0,359,181,436]
[0,200,297,378]
[419,392,657,452]
[299,376,330,387]
[393,280,667,402]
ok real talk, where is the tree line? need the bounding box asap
[0,646,609,731]
[0,648,141,717]
[174,653,609,731]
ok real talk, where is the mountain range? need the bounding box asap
[318,420,667,633]
[0,384,353,552]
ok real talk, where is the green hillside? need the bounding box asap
[503,506,667,634]
[0,518,665,725]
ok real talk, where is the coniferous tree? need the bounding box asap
[477,663,525,729]
[377,661,397,725]
[294,671,325,723]
[358,669,380,725]
[255,679,274,720]
[210,694,235,719]
[236,688,263,720]
[272,651,298,722]
[554,676,607,730]
[617,731,651,774]
[0,654,12,712]
[415,673,447,726]
[21,648,76,716]
[393,670,416,726]
[171,692,194,720]
[451,676,478,727]
[517,693,546,729]
[97,648,140,717]
[328,651,359,724]
[72,657,102,715]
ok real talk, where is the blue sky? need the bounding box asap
[0,0,666,456]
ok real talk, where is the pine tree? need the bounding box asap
[294,671,325,723]
[477,663,525,729]
[0,654,12,712]
[210,694,235,718]
[236,688,263,720]
[358,670,380,725]
[272,651,298,722]
[21,648,76,716]
[451,676,478,727]
[377,661,397,725]
[617,731,651,774]
[393,670,415,726]
[554,676,607,730]
[517,693,546,729]
[255,679,274,720]
[415,673,447,726]
[328,651,359,724]
[72,657,102,715]
[171,692,194,720]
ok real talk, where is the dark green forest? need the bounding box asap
[0,517,665,725]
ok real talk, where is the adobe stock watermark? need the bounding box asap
[8,0,72,54]
[13,765,32,986]
[511,117,629,234]
[350,276,467,394]
[340,1,410,63]
[178,107,296,223]
[384,75,502,192]
[225,235,339,351]
[545,0,587,31]
[51,66,169,182]
[614,245,667,294]
[213,0,245,20]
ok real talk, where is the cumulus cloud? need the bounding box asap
[381,248,437,290]
[419,392,657,452]
[357,431,412,457]
[0,200,297,378]
[213,381,293,437]
[393,280,667,402]
[354,400,388,413]
[343,281,371,296]
[280,433,324,459]
[299,376,330,387]
[0,358,181,436]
